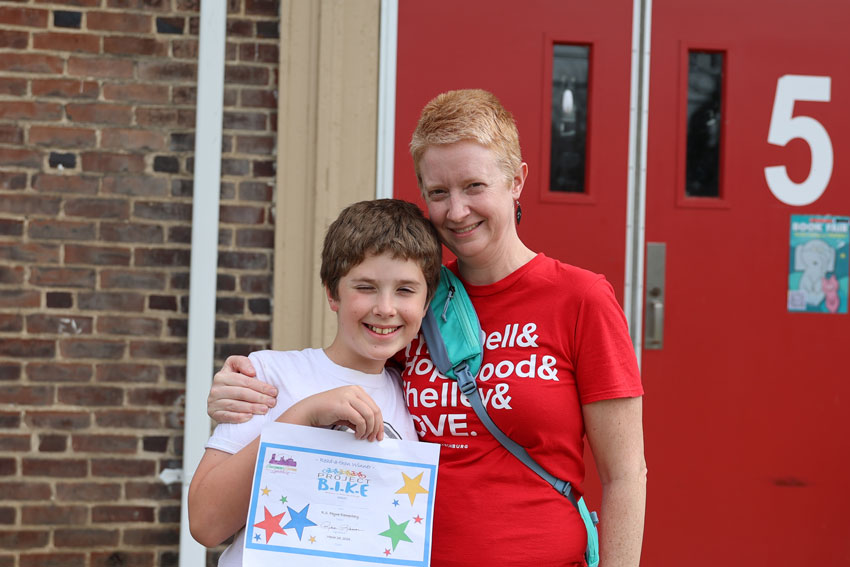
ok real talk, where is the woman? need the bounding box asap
[207,89,646,567]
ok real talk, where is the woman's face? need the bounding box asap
[419,140,524,268]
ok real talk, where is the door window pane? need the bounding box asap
[686,51,723,197]
[550,44,589,193]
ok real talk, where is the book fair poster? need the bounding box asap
[243,422,440,567]
[787,214,849,313]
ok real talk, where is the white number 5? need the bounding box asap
[764,75,833,206]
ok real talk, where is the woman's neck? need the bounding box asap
[456,244,536,285]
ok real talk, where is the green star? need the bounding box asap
[279,495,288,505]
[378,515,413,551]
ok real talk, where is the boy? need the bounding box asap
[188,199,442,565]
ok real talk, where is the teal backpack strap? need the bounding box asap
[420,267,600,567]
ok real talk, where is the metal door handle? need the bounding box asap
[644,243,666,349]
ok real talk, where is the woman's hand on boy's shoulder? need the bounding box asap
[278,386,385,442]
[207,355,278,424]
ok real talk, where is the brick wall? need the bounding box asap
[0,1,278,565]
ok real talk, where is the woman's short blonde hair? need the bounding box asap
[410,89,522,187]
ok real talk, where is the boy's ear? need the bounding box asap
[325,285,339,312]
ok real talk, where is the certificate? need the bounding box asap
[243,422,440,566]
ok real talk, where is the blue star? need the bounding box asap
[283,504,318,540]
[392,499,400,507]
[253,533,261,541]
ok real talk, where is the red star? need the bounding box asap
[253,506,287,543]
[413,514,423,524]
[384,549,392,556]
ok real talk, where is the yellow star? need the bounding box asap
[395,472,429,505]
[309,536,317,543]
[261,486,271,496]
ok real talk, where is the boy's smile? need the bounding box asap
[324,252,428,374]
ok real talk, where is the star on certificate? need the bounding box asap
[253,506,286,543]
[396,472,428,505]
[379,516,413,551]
[413,514,423,524]
[261,486,271,496]
[283,504,317,540]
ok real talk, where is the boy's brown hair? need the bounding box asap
[320,199,442,302]
[409,89,523,188]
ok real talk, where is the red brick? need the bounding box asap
[38,433,67,452]
[218,250,268,270]
[0,386,51,405]
[1,195,62,217]
[239,42,278,64]
[89,551,155,567]
[31,78,98,99]
[245,0,279,16]
[127,388,182,406]
[241,88,276,108]
[134,248,190,268]
[0,148,42,169]
[135,107,194,128]
[0,77,27,96]
[235,319,270,338]
[101,175,167,197]
[101,128,166,151]
[223,110,267,131]
[0,434,29,451]
[29,267,96,288]
[72,434,137,453]
[33,31,100,53]
[97,316,162,336]
[53,528,119,548]
[123,528,179,546]
[219,205,265,224]
[33,174,99,195]
[22,458,87,478]
[25,411,90,430]
[46,291,73,309]
[102,84,169,104]
[226,18,254,37]
[0,507,14,524]
[26,315,93,336]
[59,339,125,360]
[103,35,167,57]
[0,481,51,501]
[19,554,86,567]
[0,411,21,428]
[108,0,170,8]
[137,60,197,82]
[64,244,131,266]
[235,228,273,248]
[0,125,23,145]
[99,222,164,244]
[65,103,133,125]
[58,386,123,406]
[0,52,64,74]
[0,291,41,309]
[0,265,24,284]
[0,172,27,190]
[0,6,49,27]
[125,480,180,501]
[0,530,49,550]
[172,85,197,105]
[147,295,177,311]
[129,341,186,359]
[0,362,21,381]
[29,126,97,149]
[99,269,166,290]
[0,29,28,49]
[171,39,197,59]
[55,482,120,502]
[67,56,134,79]
[92,505,154,523]
[235,134,274,154]
[86,11,151,32]
[28,220,96,241]
[133,201,191,221]
[252,159,274,177]
[96,363,160,383]
[21,505,87,525]
[80,152,145,173]
[65,197,130,220]
[0,241,60,264]
[78,291,144,311]
[91,458,155,478]
[240,274,271,293]
[0,314,23,333]
[27,363,92,383]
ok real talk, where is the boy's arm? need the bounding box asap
[189,385,387,547]
[208,355,278,424]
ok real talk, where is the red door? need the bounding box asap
[393,0,635,297]
[643,1,850,564]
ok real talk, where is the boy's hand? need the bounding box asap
[207,355,278,424]
[279,386,385,442]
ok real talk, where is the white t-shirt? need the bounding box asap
[206,348,417,567]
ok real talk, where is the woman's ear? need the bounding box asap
[325,285,339,312]
[511,162,528,199]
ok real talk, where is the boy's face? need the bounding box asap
[324,252,428,374]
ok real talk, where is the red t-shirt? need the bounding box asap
[401,254,643,566]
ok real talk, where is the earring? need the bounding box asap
[514,200,522,225]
